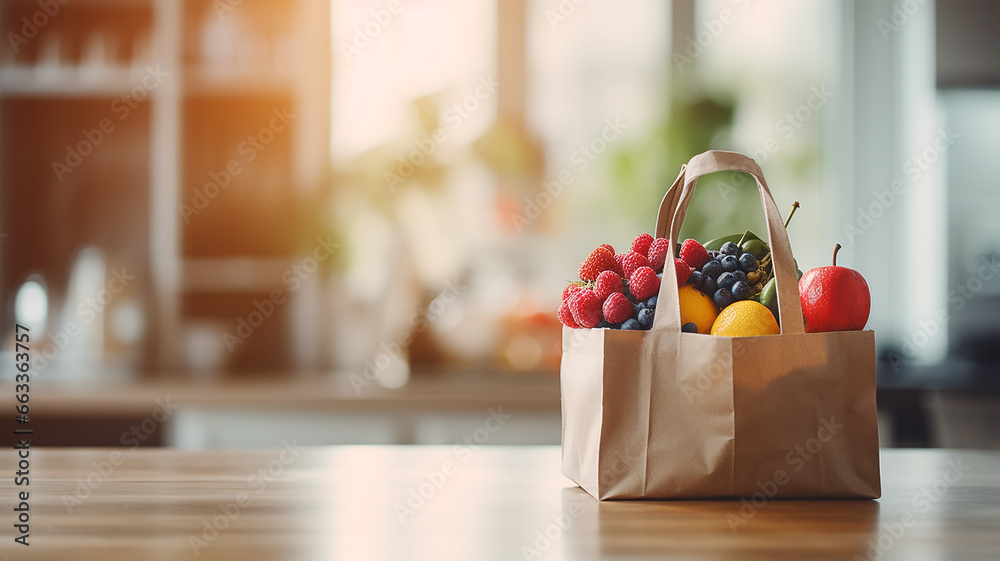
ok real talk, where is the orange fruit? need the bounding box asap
[678,285,718,334]
[710,300,780,337]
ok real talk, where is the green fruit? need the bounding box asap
[736,229,762,246]
[760,278,779,323]
[741,239,769,261]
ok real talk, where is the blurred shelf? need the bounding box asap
[183,66,294,96]
[0,65,159,97]
[182,257,296,291]
[877,359,1000,392]
[0,372,561,417]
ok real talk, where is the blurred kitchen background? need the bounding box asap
[0,0,997,449]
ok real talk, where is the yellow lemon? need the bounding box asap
[710,300,780,337]
[678,285,718,334]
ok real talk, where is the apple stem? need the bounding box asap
[832,243,842,267]
[783,201,800,229]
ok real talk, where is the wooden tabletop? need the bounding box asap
[1,447,998,560]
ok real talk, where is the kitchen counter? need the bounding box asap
[0,374,562,447]
[1,447,998,560]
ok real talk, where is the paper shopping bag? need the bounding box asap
[560,150,880,500]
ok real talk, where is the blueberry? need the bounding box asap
[637,308,655,329]
[717,271,737,291]
[720,255,739,272]
[731,281,751,300]
[598,320,612,329]
[645,295,658,309]
[687,270,704,287]
[698,275,717,296]
[702,259,724,279]
[707,250,720,259]
[610,322,622,330]
[657,272,663,281]
[634,303,645,315]
[621,318,642,331]
[739,253,758,273]
[714,287,735,309]
[733,270,748,284]
[720,241,740,256]
[681,322,698,333]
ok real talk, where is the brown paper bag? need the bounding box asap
[560,150,880,500]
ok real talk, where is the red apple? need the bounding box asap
[798,244,870,333]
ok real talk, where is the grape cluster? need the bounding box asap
[687,241,758,311]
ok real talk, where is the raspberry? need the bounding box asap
[679,239,710,269]
[593,270,623,302]
[629,266,660,301]
[631,233,654,256]
[602,292,633,324]
[578,247,616,282]
[674,258,693,286]
[613,253,626,276]
[557,300,580,328]
[620,252,650,279]
[569,289,603,328]
[599,243,615,254]
[647,237,672,273]
[562,283,583,302]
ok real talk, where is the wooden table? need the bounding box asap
[1,447,998,560]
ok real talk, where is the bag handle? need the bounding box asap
[651,150,805,335]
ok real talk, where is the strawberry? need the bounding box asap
[602,292,633,324]
[620,252,650,279]
[647,237,672,273]
[593,270,623,302]
[679,239,710,269]
[599,243,615,254]
[629,266,660,301]
[557,300,580,328]
[674,258,693,286]
[569,289,603,328]
[631,233,654,256]
[578,247,616,282]
[562,283,583,302]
